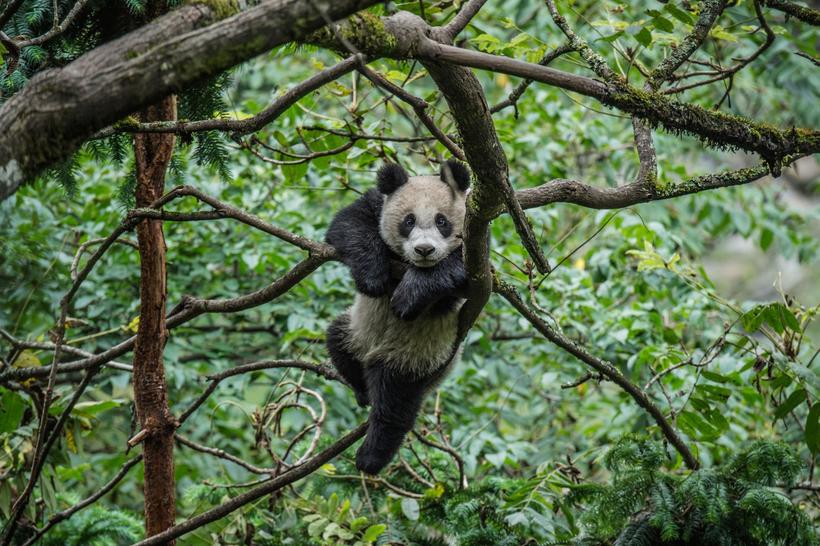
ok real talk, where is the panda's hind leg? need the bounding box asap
[326,314,369,408]
[356,365,428,475]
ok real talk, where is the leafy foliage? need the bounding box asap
[0,0,818,544]
[570,438,817,545]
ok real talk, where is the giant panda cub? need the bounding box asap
[326,159,471,475]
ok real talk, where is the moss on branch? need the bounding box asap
[306,12,399,55]
[605,83,819,175]
[184,0,240,20]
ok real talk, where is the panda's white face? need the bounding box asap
[380,176,467,268]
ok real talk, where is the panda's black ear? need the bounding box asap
[377,163,408,195]
[440,159,471,193]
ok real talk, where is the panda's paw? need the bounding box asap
[355,269,393,297]
[390,288,424,321]
[355,445,389,475]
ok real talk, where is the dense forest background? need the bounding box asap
[0,0,818,544]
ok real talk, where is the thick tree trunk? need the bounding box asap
[133,95,177,542]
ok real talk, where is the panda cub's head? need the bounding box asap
[377,160,471,268]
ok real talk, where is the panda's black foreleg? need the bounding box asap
[356,365,429,475]
[390,250,467,321]
[326,315,369,408]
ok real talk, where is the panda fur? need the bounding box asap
[325,160,471,475]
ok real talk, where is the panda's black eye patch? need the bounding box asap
[435,213,452,237]
[399,214,415,237]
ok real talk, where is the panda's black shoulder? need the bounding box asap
[326,189,384,246]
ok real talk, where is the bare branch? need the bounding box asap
[177,359,341,425]
[494,280,699,470]
[128,185,331,254]
[494,156,803,216]
[665,1,775,96]
[0,329,132,372]
[71,236,137,281]
[440,0,488,41]
[176,434,274,475]
[95,55,364,139]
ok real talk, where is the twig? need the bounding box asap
[71,237,137,281]
[440,0,488,41]
[95,55,364,139]
[356,64,466,160]
[176,434,274,475]
[648,0,729,89]
[561,372,604,389]
[665,1,775,95]
[329,474,423,499]
[178,359,340,426]
[412,431,468,489]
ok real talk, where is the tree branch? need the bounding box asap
[761,0,820,25]
[490,43,574,115]
[20,455,144,546]
[131,423,368,546]
[356,64,466,160]
[13,0,92,48]
[494,280,699,470]
[94,55,364,138]
[440,0,488,41]
[0,0,381,201]
[494,156,803,216]
[648,0,728,89]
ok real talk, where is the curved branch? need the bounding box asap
[95,55,364,139]
[440,0,488,41]
[494,280,699,470]
[495,157,797,215]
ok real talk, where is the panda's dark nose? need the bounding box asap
[414,244,435,257]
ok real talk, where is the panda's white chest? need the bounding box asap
[346,294,463,374]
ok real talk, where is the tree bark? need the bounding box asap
[0,0,380,201]
[133,95,177,542]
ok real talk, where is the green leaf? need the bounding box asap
[401,497,420,521]
[806,404,820,454]
[634,27,653,48]
[740,305,767,333]
[362,524,386,542]
[665,4,695,25]
[72,399,124,418]
[702,371,732,384]
[0,389,26,433]
[774,389,807,420]
[652,16,675,32]
[759,228,774,251]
